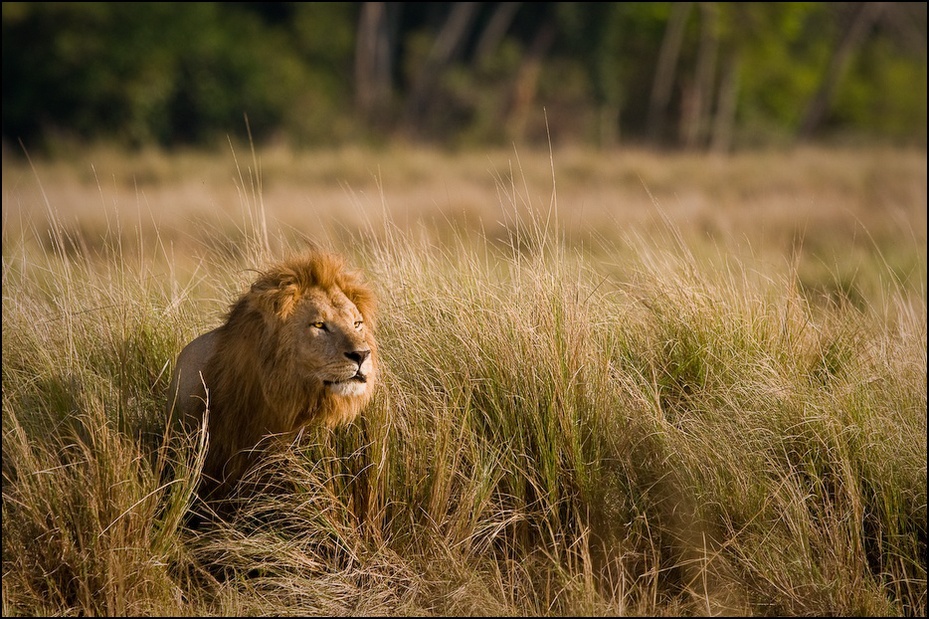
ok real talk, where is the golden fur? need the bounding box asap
[166,251,377,497]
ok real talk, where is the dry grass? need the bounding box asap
[2,144,926,616]
[3,143,925,262]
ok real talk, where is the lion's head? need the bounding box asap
[166,251,378,497]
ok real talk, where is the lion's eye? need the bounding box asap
[310,321,326,330]
[354,320,363,330]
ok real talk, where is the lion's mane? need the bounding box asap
[167,251,377,497]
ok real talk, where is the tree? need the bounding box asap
[355,2,398,123]
[401,2,482,135]
[647,2,693,145]
[474,1,522,64]
[680,2,719,149]
[798,2,885,139]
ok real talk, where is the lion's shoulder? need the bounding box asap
[166,328,220,428]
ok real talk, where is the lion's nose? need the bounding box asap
[345,349,370,367]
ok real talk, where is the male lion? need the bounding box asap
[166,251,377,498]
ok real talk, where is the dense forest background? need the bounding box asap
[2,1,927,153]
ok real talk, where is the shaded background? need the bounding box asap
[3,1,926,154]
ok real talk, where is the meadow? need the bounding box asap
[2,144,926,616]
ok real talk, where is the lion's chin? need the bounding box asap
[325,377,369,397]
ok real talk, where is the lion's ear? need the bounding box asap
[249,275,301,321]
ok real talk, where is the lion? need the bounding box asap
[166,251,377,498]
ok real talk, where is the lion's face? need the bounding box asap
[285,286,377,399]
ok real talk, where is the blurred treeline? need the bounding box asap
[2,2,926,153]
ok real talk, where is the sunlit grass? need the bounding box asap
[2,145,926,616]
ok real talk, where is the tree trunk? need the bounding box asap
[474,2,522,65]
[401,2,481,133]
[647,2,693,144]
[504,21,557,143]
[711,51,740,154]
[355,2,396,121]
[798,2,885,139]
[681,2,719,149]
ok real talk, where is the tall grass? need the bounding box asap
[2,148,925,615]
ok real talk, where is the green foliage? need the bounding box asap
[2,2,925,150]
[833,37,929,142]
[1,2,334,147]
[732,4,832,139]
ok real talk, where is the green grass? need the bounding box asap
[2,147,926,615]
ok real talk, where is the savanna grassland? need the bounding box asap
[2,144,926,616]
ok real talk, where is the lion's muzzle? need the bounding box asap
[324,348,373,396]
